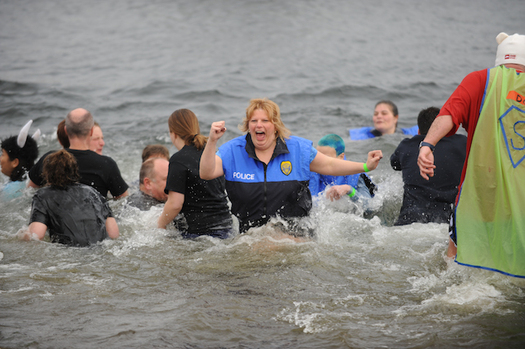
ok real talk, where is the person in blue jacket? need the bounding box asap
[200,98,383,234]
[309,134,376,203]
[349,100,418,140]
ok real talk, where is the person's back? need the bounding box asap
[391,107,466,225]
[31,183,112,246]
[22,149,119,246]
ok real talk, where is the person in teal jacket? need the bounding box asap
[349,100,418,140]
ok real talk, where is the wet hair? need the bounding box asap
[142,144,170,162]
[57,119,70,148]
[168,109,207,151]
[317,134,345,156]
[240,98,291,141]
[1,135,39,181]
[42,149,80,189]
[417,107,440,135]
[65,109,94,138]
[375,100,399,117]
[139,158,156,185]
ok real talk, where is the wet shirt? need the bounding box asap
[164,144,232,235]
[390,133,467,225]
[29,183,112,246]
[29,149,128,198]
[126,190,164,210]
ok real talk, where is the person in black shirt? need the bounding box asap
[28,108,128,199]
[390,107,467,225]
[158,109,233,238]
[18,149,119,246]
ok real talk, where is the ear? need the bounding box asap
[12,158,20,168]
[143,177,152,190]
[89,127,94,137]
[337,153,345,160]
[64,126,69,137]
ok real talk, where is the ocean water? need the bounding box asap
[1,0,524,348]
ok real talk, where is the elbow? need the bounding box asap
[199,169,213,181]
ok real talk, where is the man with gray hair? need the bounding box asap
[29,108,129,199]
[417,32,525,278]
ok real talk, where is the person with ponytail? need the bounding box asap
[158,109,233,238]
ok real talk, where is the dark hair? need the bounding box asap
[417,107,440,135]
[42,150,80,189]
[168,109,207,151]
[57,119,70,148]
[1,135,39,181]
[142,144,169,162]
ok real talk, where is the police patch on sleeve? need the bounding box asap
[280,161,292,176]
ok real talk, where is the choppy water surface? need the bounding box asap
[1,1,525,348]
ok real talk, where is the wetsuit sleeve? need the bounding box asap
[96,190,113,218]
[29,193,49,225]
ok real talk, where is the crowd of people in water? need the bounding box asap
[1,31,524,278]
[0,98,457,244]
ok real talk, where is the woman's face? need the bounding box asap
[90,126,105,155]
[248,109,276,151]
[1,149,17,177]
[373,103,398,135]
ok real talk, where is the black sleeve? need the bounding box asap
[164,159,187,195]
[29,192,49,225]
[28,150,54,186]
[107,158,129,197]
[390,147,402,171]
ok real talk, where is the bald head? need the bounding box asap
[65,108,94,139]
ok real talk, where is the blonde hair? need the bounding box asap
[239,98,291,141]
[168,109,207,151]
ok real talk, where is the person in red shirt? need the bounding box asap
[417,32,525,269]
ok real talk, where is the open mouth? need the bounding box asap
[255,130,265,141]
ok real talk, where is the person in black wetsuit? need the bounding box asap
[390,107,467,225]
[18,149,119,246]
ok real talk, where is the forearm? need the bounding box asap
[158,194,183,229]
[18,222,47,241]
[199,141,219,180]
[422,115,454,145]
[106,217,119,239]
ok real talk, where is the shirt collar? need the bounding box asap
[245,133,289,162]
